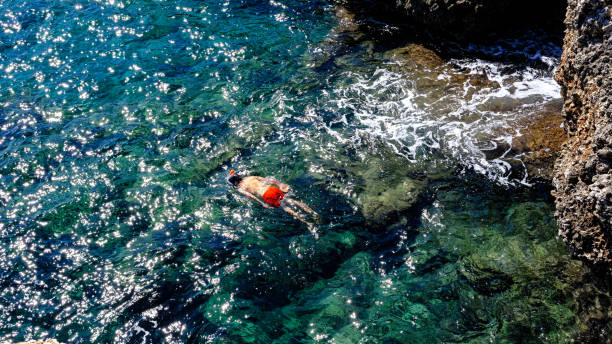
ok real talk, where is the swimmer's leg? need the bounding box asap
[284,198,318,217]
[281,202,313,227]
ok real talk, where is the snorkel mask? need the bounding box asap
[227,169,242,186]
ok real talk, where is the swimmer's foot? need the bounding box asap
[307,222,318,238]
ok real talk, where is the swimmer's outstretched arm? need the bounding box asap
[238,189,274,209]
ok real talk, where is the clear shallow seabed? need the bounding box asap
[0,0,609,343]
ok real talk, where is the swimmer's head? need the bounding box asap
[227,169,242,187]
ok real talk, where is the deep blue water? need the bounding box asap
[1,0,610,343]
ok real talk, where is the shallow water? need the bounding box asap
[0,0,610,343]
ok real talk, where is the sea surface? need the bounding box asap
[1,0,610,343]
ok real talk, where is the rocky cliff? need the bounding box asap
[553,0,612,271]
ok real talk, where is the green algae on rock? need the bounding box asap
[358,178,424,226]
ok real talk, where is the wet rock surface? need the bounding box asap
[511,100,566,180]
[383,44,444,69]
[383,43,565,182]
[553,0,612,271]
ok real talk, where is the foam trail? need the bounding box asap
[317,42,561,185]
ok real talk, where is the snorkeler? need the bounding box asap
[227,169,318,226]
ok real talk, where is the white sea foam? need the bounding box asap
[319,49,561,185]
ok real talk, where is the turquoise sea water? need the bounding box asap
[1,0,610,343]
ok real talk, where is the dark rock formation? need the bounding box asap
[338,0,567,42]
[392,0,567,41]
[553,0,612,270]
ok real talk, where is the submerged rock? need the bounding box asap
[335,6,361,34]
[308,6,369,70]
[358,178,424,226]
[353,154,427,227]
[553,0,612,271]
[459,201,565,295]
